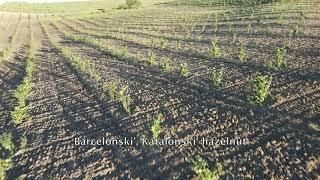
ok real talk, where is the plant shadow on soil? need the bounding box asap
[5,4,320,177]
[0,45,29,134]
[22,35,317,178]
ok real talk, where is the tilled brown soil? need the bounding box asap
[0,1,319,179]
[0,46,28,134]
[0,13,30,134]
[10,25,143,179]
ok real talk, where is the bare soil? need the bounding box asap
[0,1,319,179]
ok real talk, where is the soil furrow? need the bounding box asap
[0,14,30,133]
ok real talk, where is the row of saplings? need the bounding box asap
[146,38,286,177]
[146,40,280,105]
[0,17,34,179]
[102,45,278,180]
[55,19,281,179]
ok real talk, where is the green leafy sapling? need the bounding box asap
[212,69,224,87]
[238,43,246,62]
[147,51,157,65]
[118,85,132,114]
[210,39,221,58]
[189,155,223,180]
[179,62,189,77]
[249,75,272,104]
[103,81,119,100]
[159,57,172,72]
[160,38,168,49]
[151,113,163,139]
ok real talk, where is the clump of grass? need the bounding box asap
[249,75,272,105]
[210,39,221,58]
[151,113,163,139]
[189,155,223,180]
[147,51,156,65]
[159,57,172,72]
[118,85,132,114]
[238,43,246,62]
[212,69,223,87]
[179,62,189,77]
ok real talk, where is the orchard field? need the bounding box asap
[0,0,319,179]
